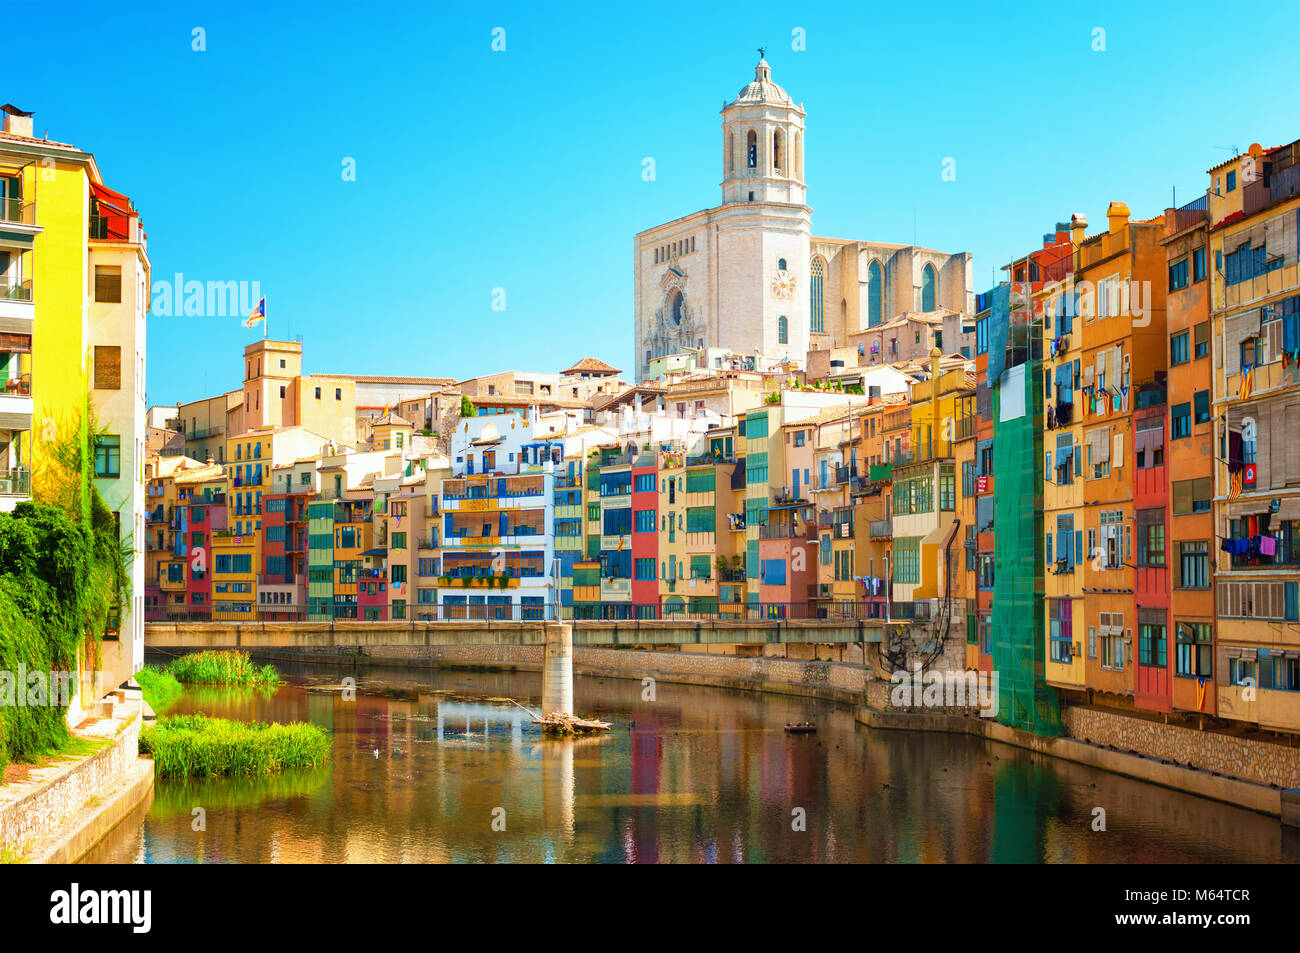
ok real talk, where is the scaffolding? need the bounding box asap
[989,285,1062,736]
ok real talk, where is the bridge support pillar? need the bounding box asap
[542,622,574,716]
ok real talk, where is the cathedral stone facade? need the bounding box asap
[634,57,973,382]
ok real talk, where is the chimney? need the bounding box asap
[1,104,34,138]
[1070,213,1088,246]
[1106,202,1130,234]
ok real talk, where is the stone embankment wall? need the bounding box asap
[0,711,148,859]
[1063,705,1300,790]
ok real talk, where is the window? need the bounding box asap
[635,509,655,533]
[1170,331,1189,365]
[1137,509,1165,567]
[1171,402,1191,439]
[279,385,286,398]
[93,345,121,389]
[1168,258,1188,292]
[335,388,341,400]
[634,558,656,581]
[1193,389,1210,424]
[1193,321,1209,359]
[746,129,757,168]
[1178,542,1209,589]
[867,261,884,328]
[777,315,788,345]
[634,472,656,493]
[315,386,321,399]
[810,257,825,334]
[778,258,787,271]
[921,264,937,312]
[1175,622,1212,678]
[1138,621,1166,668]
[94,265,122,303]
[94,434,120,478]
[1226,169,1236,191]
[1192,247,1206,283]
[1172,477,1212,515]
[939,465,955,511]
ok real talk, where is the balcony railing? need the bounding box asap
[758,523,805,540]
[869,518,893,539]
[0,469,31,496]
[1,375,31,397]
[0,198,35,226]
[0,278,33,302]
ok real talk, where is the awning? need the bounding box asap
[359,547,387,557]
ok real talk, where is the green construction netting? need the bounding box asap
[991,356,1062,737]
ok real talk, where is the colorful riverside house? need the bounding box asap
[630,453,659,617]
[1,105,151,694]
[971,288,997,671]
[809,407,852,617]
[706,424,748,618]
[306,496,335,620]
[681,450,724,617]
[1073,203,1171,708]
[857,401,897,621]
[742,407,771,615]
[1133,380,1171,711]
[587,443,632,619]
[183,469,226,620]
[1208,141,1300,734]
[552,452,584,619]
[1040,221,1087,693]
[890,350,974,631]
[377,462,439,622]
[261,479,309,620]
[210,528,256,620]
[334,494,374,620]
[1159,193,1216,718]
[437,415,556,621]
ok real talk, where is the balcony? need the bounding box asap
[758,522,805,540]
[187,425,224,441]
[0,468,30,509]
[0,375,33,428]
[869,518,893,539]
[0,277,33,303]
[0,197,35,227]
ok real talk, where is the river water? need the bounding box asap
[86,659,1299,863]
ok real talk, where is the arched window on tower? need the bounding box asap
[747,130,757,169]
[868,260,884,327]
[795,132,802,179]
[810,256,826,334]
[773,129,783,173]
[921,264,937,312]
[778,315,788,345]
[728,132,735,173]
[778,258,787,271]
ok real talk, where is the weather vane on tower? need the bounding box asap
[758,46,766,60]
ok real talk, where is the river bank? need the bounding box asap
[0,690,154,863]
[245,642,1300,820]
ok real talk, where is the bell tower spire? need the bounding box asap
[721,54,806,207]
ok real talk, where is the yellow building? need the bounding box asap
[1,104,149,696]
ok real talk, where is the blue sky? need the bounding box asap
[17,1,1300,406]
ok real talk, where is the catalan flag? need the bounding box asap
[1229,468,1243,500]
[1239,363,1254,401]
[243,297,266,329]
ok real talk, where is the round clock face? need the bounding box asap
[772,270,797,299]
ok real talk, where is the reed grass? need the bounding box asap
[166,651,282,687]
[134,665,183,713]
[140,714,330,779]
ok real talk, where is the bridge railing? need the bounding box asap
[145,600,931,625]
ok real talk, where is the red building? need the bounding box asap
[631,461,659,618]
[260,490,309,619]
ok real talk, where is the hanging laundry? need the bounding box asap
[1260,534,1277,556]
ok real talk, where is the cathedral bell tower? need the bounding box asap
[721,54,806,206]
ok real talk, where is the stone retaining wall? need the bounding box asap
[1063,705,1300,790]
[0,712,145,859]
